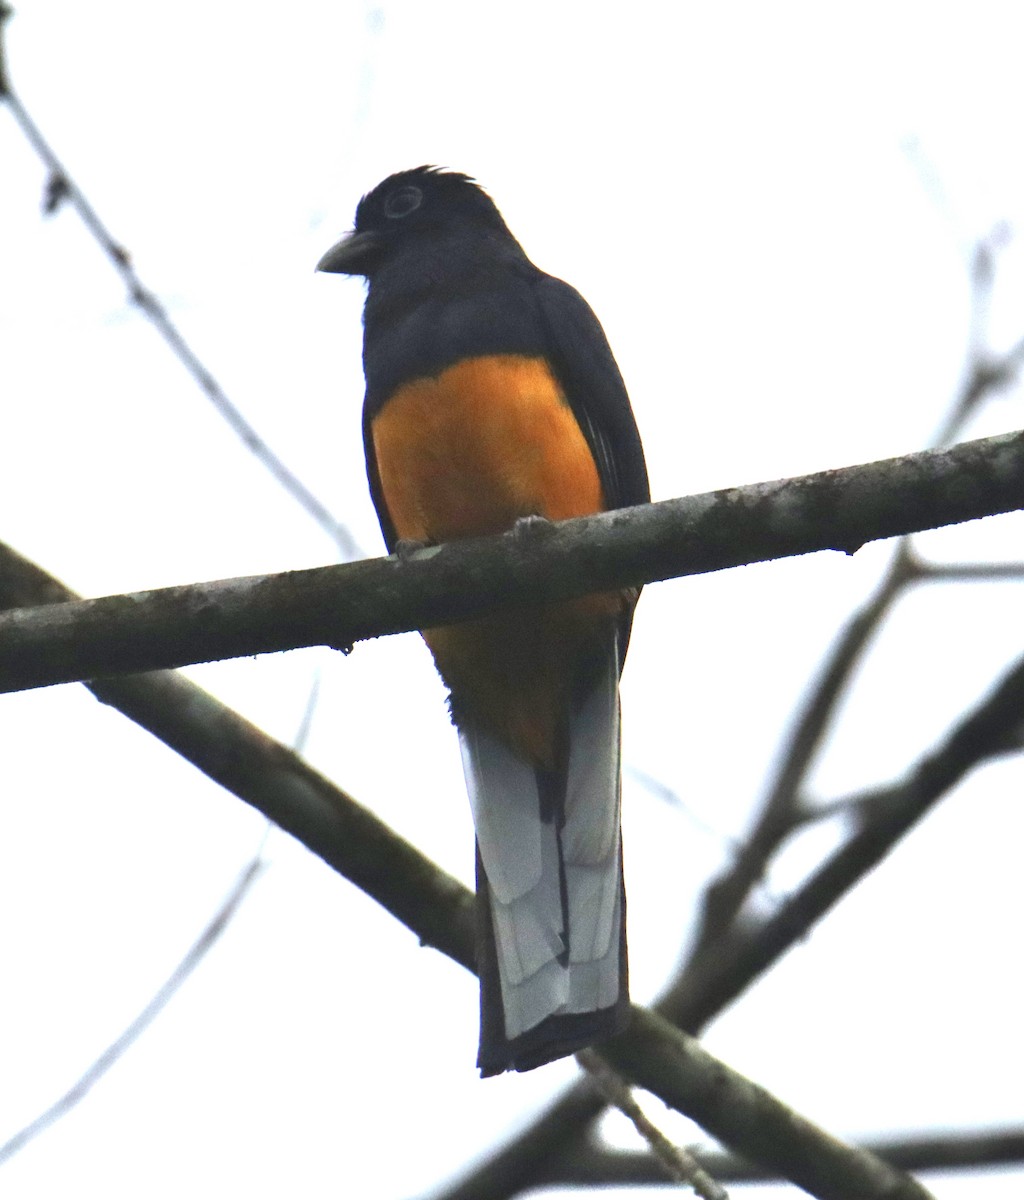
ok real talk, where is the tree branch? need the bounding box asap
[679,275,1024,975]
[575,1049,728,1199]
[543,1126,1024,1186]
[0,852,267,1166]
[1,429,1023,694]
[597,1009,933,1200]
[681,544,915,973]
[0,542,477,970]
[0,542,932,1200]
[659,648,1024,1028]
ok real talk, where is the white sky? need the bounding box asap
[2,2,1023,1197]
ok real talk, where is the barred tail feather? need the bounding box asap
[462,640,628,1076]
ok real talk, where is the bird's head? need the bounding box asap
[316,166,511,278]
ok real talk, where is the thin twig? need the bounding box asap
[597,1009,934,1200]
[0,851,267,1166]
[0,15,361,561]
[0,668,326,1167]
[661,649,1024,1030]
[933,235,1024,448]
[543,1125,1024,1186]
[576,1050,728,1199]
[912,559,1024,583]
[0,3,11,96]
[626,763,743,845]
[681,545,914,973]
[678,254,1024,979]
[291,670,322,757]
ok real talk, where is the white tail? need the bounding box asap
[461,637,627,1074]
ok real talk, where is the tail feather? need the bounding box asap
[462,729,567,986]
[562,649,621,968]
[463,636,628,1075]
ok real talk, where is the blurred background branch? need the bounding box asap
[0,6,362,561]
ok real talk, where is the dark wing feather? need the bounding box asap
[533,275,650,513]
[362,400,399,553]
[533,275,649,662]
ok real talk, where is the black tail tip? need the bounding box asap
[477,1002,630,1077]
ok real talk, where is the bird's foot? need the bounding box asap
[511,514,553,540]
[394,537,430,562]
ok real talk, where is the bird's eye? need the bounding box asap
[384,185,423,219]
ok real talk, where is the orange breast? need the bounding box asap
[371,355,605,542]
[371,354,621,766]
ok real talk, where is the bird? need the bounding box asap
[317,167,649,1075]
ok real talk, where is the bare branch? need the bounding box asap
[661,649,1024,1030]
[0,852,267,1166]
[0,665,318,1164]
[0,541,477,970]
[682,544,914,971]
[0,543,931,1200]
[576,1050,728,1199]
[544,1126,1024,1186]
[934,235,1024,447]
[911,559,1024,583]
[937,331,1024,449]
[0,14,360,560]
[2,428,1023,695]
[681,263,1024,973]
[597,1009,933,1200]
[0,3,11,96]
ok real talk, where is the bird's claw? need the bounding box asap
[394,537,429,562]
[512,514,553,539]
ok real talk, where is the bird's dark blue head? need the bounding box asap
[316,166,515,278]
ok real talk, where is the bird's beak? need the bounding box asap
[316,230,384,275]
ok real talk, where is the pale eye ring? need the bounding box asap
[384,185,423,219]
